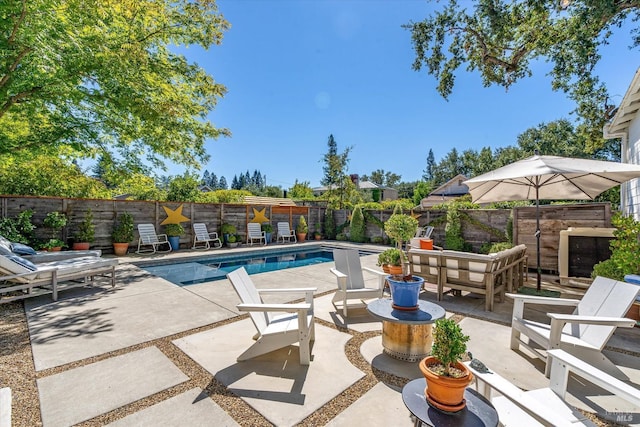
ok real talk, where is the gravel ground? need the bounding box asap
[0,299,625,426]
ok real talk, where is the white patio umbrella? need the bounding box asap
[464,153,640,290]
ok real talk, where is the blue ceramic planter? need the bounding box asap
[387,275,424,308]
[168,236,180,251]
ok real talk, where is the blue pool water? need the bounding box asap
[141,248,349,286]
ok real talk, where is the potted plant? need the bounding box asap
[385,248,405,275]
[313,223,322,240]
[112,212,134,256]
[377,250,391,273]
[384,214,419,250]
[43,211,68,251]
[164,223,184,251]
[261,223,273,244]
[227,234,240,248]
[73,209,95,250]
[41,238,66,251]
[296,215,308,242]
[221,223,237,245]
[419,318,473,412]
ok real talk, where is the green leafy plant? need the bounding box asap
[164,223,185,237]
[384,214,418,249]
[220,223,237,235]
[297,215,308,233]
[227,234,237,243]
[592,213,640,280]
[379,248,404,266]
[112,212,134,243]
[430,318,470,377]
[261,223,273,233]
[41,238,66,250]
[43,211,68,239]
[0,209,36,244]
[349,206,366,242]
[74,209,95,243]
[324,208,336,240]
[336,232,348,241]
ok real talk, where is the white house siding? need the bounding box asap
[627,116,640,220]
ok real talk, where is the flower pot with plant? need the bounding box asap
[384,213,419,250]
[296,216,308,242]
[43,211,68,250]
[419,318,472,412]
[112,212,134,256]
[261,223,273,243]
[381,248,404,275]
[220,223,237,245]
[73,209,95,250]
[313,223,322,240]
[227,234,240,248]
[377,251,391,273]
[164,223,184,251]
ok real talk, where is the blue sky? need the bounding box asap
[172,0,640,189]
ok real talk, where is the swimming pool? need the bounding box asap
[140,247,372,286]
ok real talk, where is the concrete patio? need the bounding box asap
[9,243,640,426]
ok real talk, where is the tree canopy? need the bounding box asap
[1,0,230,170]
[406,0,640,149]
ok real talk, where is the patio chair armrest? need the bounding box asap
[548,313,636,327]
[257,287,317,294]
[506,293,580,306]
[330,268,347,279]
[547,349,640,406]
[237,302,311,313]
[157,233,168,241]
[362,267,387,289]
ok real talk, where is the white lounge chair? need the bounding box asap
[508,276,639,379]
[246,223,266,246]
[330,248,387,317]
[136,223,171,254]
[277,222,297,243]
[466,349,640,426]
[227,267,316,365]
[0,253,117,303]
[191,223,222,250]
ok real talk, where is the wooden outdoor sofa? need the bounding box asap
[409,244,528,311]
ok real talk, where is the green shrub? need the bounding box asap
[324,209,336,240]
[261,223,273,233]
[592,212,640,280]
[297,215,308,233]
[164,223,185,236]
[75,209,95,243]
[0,209,35,244]
[479,241,513,254]
[220,223,237,235]
[371,236,385,244]
[384,214,418,249]
[112,212,134,243]
[349,206,366,242]
[336,233,348,241]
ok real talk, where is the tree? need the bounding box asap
[413,181,434,206]
[0,0,230,169]
[406,1,640,149]
[289,180,314,199]
[113,173,165,201]
[218,176,228,189]
[423,149,436,181]
[432,147,463,185]
[320,134,352,208]
[166,173,201,202]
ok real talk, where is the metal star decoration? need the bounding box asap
[250,208,270,224]
[160,204,190,225]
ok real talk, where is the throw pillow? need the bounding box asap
[10,242,37,256]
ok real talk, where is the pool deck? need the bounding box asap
[11,242,640,426]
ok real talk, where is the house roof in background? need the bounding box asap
[429,174,469,196]
[607,67,640,135]
[243,196,297,206]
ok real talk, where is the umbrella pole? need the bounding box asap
[536,186,541,291]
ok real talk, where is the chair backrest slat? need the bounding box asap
[277,222,292,236]
[193,223,211,241]
[248,223,262,237]
[138,224,160,244]
[573,277,640,347]
[333,249,365,290]
[227,267,269,332]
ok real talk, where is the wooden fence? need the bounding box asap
[0,196,613,272]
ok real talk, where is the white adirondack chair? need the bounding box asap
[227,267,316,365]
[191,223,222,250]
[277,222,296,243]
[330,248,387,317]
[247,223,266,246]
[466,349,640,427]
[508,276,639,379]
[136,224,171,254]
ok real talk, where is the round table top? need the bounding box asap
[366,298,445,325]
[402,378,499,427]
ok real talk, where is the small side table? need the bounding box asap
[402,378,498,427]
[366,299,446,362]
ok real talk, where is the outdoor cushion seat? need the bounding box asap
[0,254,117,304]
[24,250,102,263]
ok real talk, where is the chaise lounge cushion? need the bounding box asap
[10,243,37,256]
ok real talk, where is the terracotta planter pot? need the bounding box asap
[51,247,62,252]
[113,242,129,256]
[296,232,307,242]
[388,265,403,275]
[381,264,390,274]
[73,242,90,250]
[419,356,474,412]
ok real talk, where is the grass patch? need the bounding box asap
[517,286,561,298]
